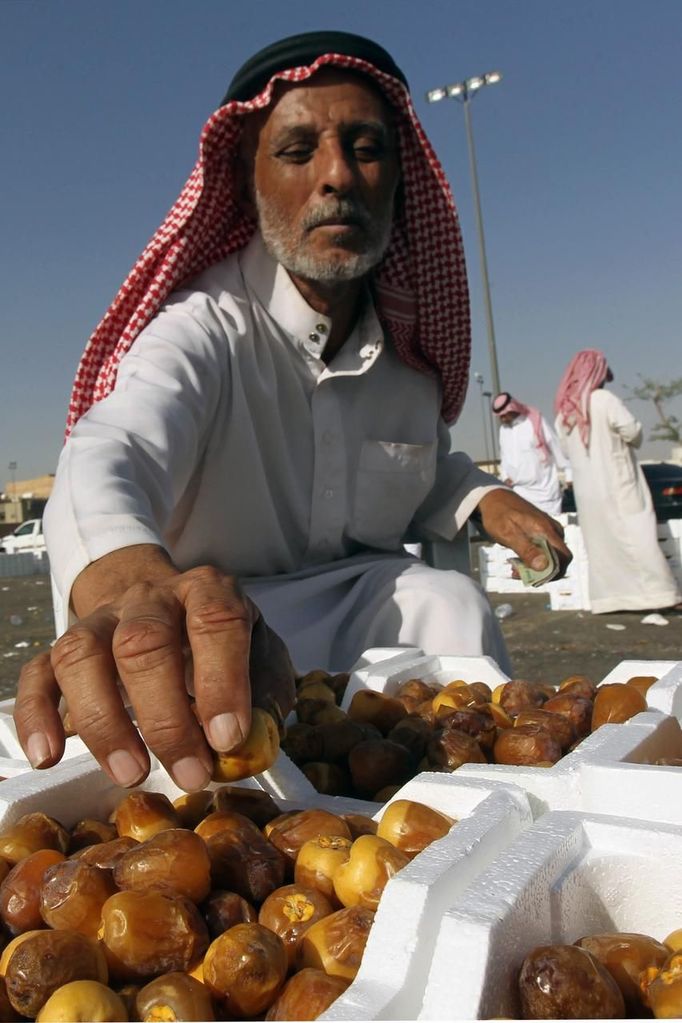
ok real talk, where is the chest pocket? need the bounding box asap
[351,440,437,549]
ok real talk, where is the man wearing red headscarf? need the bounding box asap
[15,32,569,791]
[555,349,680,614]
[492,392,569,516]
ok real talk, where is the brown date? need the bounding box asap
[4,929,108,1018]
[113,828,211,903]
[203,889,257,940]
[135,971,215,1022]
[518,943,625,1019]
[113,792,180,842]
[259,883,335,969]
[40,858,117,939]
[203,923,288,1018]
[0,848,65,934]
[195,811,286,901]
[265,967,349,1020]
[100,890,209,981]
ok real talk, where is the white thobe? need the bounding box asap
[45,234,509,672]
[556,389,680,614]
[498,414,566,516]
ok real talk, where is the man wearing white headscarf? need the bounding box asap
[492,392,568,516]
[14,32,570,792]
[555,349,680,614]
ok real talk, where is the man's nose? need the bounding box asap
[316,140,355,195]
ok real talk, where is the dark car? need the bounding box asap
[562,461,682,521]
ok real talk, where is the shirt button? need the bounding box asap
[323,488,335,499]
[308,332,320,342]
[316,323,328,334]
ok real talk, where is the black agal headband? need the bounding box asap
[222,30,409,104]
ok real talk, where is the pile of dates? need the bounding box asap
[283,670,657,800]
[518,926,682,1018]
[0,785,453,1021]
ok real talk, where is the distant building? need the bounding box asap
[0,474,54,536]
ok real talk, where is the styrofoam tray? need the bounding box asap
[323,774,532,1021]
[341,650,682,823]
[0,753,379,830]
[341,653,510,712]
[420,810,682,1020]
[0,754,533,1022]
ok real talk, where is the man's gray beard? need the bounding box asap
[255,190,393,282]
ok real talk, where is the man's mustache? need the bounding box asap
[302,199,371,231]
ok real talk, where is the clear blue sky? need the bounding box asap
[2,0,681,487]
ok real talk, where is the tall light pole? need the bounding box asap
[482,390,498,466]
[473,372,491,465]
[426,72,503,398]
[8,462,17,501]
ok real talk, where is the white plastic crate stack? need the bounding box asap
[658,518,682,587]
[477,517,591,611]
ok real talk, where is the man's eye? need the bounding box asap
[352,140,385,161]
[279,146,313,162]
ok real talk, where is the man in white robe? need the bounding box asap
[14,32,570,792]
[555,349,680,614]
[492,392,568,516]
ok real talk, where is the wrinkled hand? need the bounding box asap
[477,488,572,576]
[14,548,296,792]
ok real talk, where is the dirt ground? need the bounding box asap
[0,572,680,698]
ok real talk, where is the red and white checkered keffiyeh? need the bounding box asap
[554,348,609,447]
[66,53,471,437]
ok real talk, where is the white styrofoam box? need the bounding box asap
[341,652,510,713]
[421,810,682,1020]
[658,537,681,556]
[0,755,532,1022]
[347,650,682,823]
[322,773,533,1021]
[0,753,379,832]
[0,698,317,802]
[599,659,682,721]
[457,709,682,825]
[0,757,36,781]
[658,519,682,540]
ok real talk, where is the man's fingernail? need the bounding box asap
[171,756,211,792]
[206,713,243,752]
[107,749,146,787]
[531,555,548,571]
[26,732,51,769]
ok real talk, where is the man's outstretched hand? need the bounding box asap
[477,489,572,576]
[13,545,296,792]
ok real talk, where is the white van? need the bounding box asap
[0,518,46,554]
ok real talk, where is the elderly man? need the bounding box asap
[15,32,569,792]
[492,391,568,516]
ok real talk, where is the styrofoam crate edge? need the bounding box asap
[0,757,35,779]
[341,653,510,711]
[420,810,682,1020]
[456,710,682,822]
[323,774,533,1021]
[600,659,680,685]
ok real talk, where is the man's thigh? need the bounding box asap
[243,555,509,674]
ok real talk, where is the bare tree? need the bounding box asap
[626,375,682,444]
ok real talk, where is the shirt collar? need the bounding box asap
[238,232,384,371]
